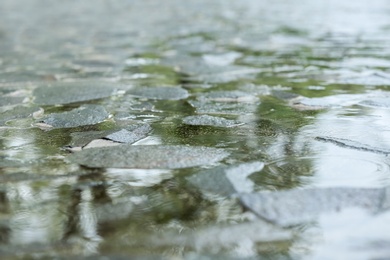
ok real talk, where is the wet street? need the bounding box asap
[1,0,390,259]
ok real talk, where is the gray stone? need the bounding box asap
[33,81,118,105]
[315,136,390,155]
[69,145,229,169]
[240,188,387,226]
[359,97,390,109]
[105,124,152,143]
[188,100,257,115]
[68,123,152,148]
[182,115,243,128]
[127,86,189,100]
[0,106,41,126]
[187,162,264,196]
[40,105,109,128]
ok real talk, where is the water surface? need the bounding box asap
[1,0,390,259]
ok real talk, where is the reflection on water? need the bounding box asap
[1,0,390,258]
[304,106,390,187]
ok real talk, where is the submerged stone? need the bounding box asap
[68,123,152,148]
[0,96,25,107]
[190,67,260,83]
[334,72,390,86]
[310,208,390,260]
[0,106,41,126]
[188,90,259,115]
[290,94,364,110]
[185,64,260,84]
[182,115,243,128]
[359,97,390,109]
[240,187,387,226]
[127,86,189,100]
[163,55,259,84]
[0,158,31,168]
[33,81,118,105]
[182,83,213,89]
[292,93,390,111]
[104,124,152,143]
[69,145,230,169]
[188,100,257,115]
[315,136,390,155]
[197,90,258,103]
[82,139,120,149]
[149,220,292,251]
[69,130,112,148]
[202,52,241,66]
[187,161,264,196]
[39,105,109,128]
[239,84,271,96]
[70,59,116,73]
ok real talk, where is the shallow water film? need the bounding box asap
[1,0,390,259]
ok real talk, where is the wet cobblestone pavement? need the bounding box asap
[1,0,390,259]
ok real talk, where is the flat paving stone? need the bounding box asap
[69,144,230,169]
[127,86,189,100]
[33,81,119,105]
[39,104,109,128]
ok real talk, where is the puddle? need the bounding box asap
[1,0,390,258]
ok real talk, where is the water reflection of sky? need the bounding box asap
[304,106,390,188]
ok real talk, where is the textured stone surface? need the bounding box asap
[33,81,118,105]
[182,115,243,128]
[187,161,264,196]
[69,145,230,169]
[127,86,189,100]
[0,106,41,126]
[40,105,109,128]
[240,187,388,226]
